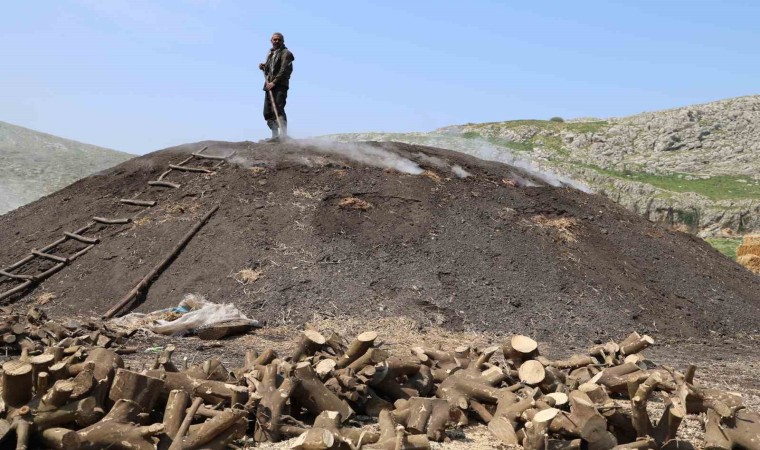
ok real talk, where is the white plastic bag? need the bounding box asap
[110,293,259,336]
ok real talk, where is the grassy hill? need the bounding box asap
[326,95,760,239]
[0,121,133,214]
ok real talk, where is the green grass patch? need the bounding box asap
[470,119,608,134]
[459,131,534,152]
[572,163,760,200]
[705,237,742,260]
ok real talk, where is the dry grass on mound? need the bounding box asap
[530,215,579,243]
[738,254,760,274]
[234,268,263,284]
[338,196,373,210]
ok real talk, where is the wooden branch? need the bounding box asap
[148,180,181,188]
[119,199,157,207]
[92,216,131,225]
[169,164,213,173]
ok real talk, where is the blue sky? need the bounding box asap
[1,1,758,155]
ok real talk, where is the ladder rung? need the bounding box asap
[192,152,226,160]
[31,250,68,263]
[148,180,181,189]
[93,217,132,225]
[0,270,34,281]
[168,164,214,173]
[64,231,99,245]
[120,199,156,207]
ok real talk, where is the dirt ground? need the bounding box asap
[1,139,758,345]
[1,139,758,448]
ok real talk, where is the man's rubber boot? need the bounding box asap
[279,121,288,140]
[264,120,279,142]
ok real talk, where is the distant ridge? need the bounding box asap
[327,95,760,236]
[0,121,133,214]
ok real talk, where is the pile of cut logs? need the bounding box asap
[0,306,136,355]
[0,309,757,449]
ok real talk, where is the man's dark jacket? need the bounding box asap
[264,46,295,89]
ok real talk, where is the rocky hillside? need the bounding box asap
[0,121,133,214]
[328,95,760,236]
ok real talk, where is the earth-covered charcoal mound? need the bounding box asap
[0,140,758,344]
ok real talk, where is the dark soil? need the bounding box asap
[1,139,759,345]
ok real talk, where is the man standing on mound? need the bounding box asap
[259,32,294,141]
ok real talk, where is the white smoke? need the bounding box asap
[328,133,592,192]
[451,165,471,178]
[300,139,424,175]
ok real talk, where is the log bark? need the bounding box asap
[40,427,82,449]
[196,319,255,340]
[76,399,164,450]
[181,407,247,450]
[33,396,102,431]
[293,361,354,422]
[405,397,450,441]
[168,396,203,450]
[108,368,164,412]
[163,389,190,440]
[704,408,760,450]
[629,372,661,438]
[255,371,298,442]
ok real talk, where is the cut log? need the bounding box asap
[33,396,101,431]
[255,373,298,442]
[503,334,539,367]
[364,409,430,450]
[168,396,203,450]
[181,407,247,450]
[40,427,82,449]
[108,369,164,412]
[293,361,354,421]
[406,397,451,441]
[519,360,546,385]
[629,372,661,438]
[196,319,256,340]
[336,330,377,368]
[2,360,33,408]
[163,389,190,439]
[77,399,164,450]
[292,329,327,361]
[704,408,760,450]
[620,335,654,356]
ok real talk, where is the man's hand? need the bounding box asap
[265,82,275,91]
[258,63,265,71]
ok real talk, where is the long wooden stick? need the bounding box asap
[264,73,283,131]
[102,205,219,318]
